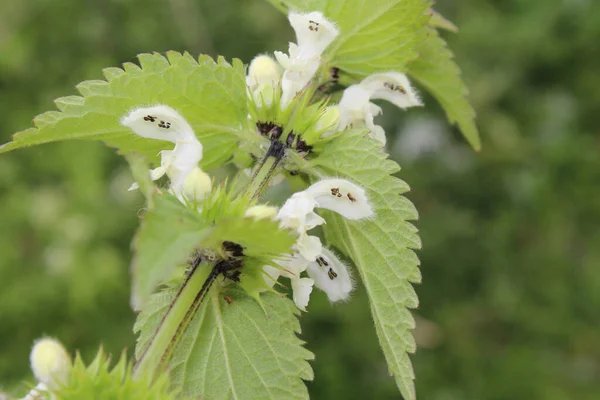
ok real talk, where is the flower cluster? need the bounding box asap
[263,178,373,310]
[121,105,212,205]
[246,11,423,146]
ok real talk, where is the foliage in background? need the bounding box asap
[1,0,599,399]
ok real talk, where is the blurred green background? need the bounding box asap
[1,0,599,398]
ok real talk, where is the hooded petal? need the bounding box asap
[306,248,353,302]
[121,105,196,142]
[165,139,203,191]
[288,11,339,57]
[305,178,373,220]
[361,72,422,109]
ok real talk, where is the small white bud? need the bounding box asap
[180,167,212,202]
[247,55,281,91]
[245,205,279,220]
[30,337,71,390]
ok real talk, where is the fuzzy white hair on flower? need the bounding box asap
[361,72,422,109]
[121,105,206,195]
[305,178,373,220]
[120,104,196,142]
[337,72,422,144]
[288,11,339,58]
[275,11,339,108]
[306,248,354,302]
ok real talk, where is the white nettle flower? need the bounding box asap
[275,11,339,108]
[338,72,422,145]
[306,248,353,302]
[265,178,372,310]
[121,105,211,202]
[305,178,374,220]
[246,55,281,107]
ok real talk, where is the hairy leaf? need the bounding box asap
[135,286,314,400]
[0,53,248,170]
[307,130,421,400]
[408,28,481,150]
[268,0,432,79]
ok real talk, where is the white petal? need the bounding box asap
[164,139,203,192]
[128,182,140,191]
[305,178,373,219]
[121,105,196,142]
[337,85,373,130]
[291,276,314,311]
[361,72,423,109]
[288,11,339,57]
[149,165,167,181]
[277,191,318,233]
[306,248,353,302]
[296,234,323,262]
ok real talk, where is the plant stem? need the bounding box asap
[132,258,212,380]
[245,140,286,201]
[134,140,287,380]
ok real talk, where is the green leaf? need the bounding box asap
[132,186,295,310]
[131,193,209,311]
[428,8,459,33]
[0,53,249,170]
[307,130,421,400]
[268,0,432,79]
[55,347,177,400]
[408,28,481,150]
[135,286,314,400]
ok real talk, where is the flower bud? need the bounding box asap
[246,55,281,91]
[30,337,71,389]
[316,106,340,137]
[181,167,212,202]
[245,205,278,220]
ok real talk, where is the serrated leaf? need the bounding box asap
[0,52,249,170]
[268,0,431,78]
[136,286,314,400]
[307,130,421,400]
[408,28,480,150]
[428,8,459,33]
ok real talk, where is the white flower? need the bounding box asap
[277,191,325,234]
[306,248,353,302]
[275,11,339,108]
[121,105,210,201]
[305,178,373,220]
[265,178,372,310]
[338,72,422,144]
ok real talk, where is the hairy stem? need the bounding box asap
[245,140,286,201]
[132,259,213,380]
